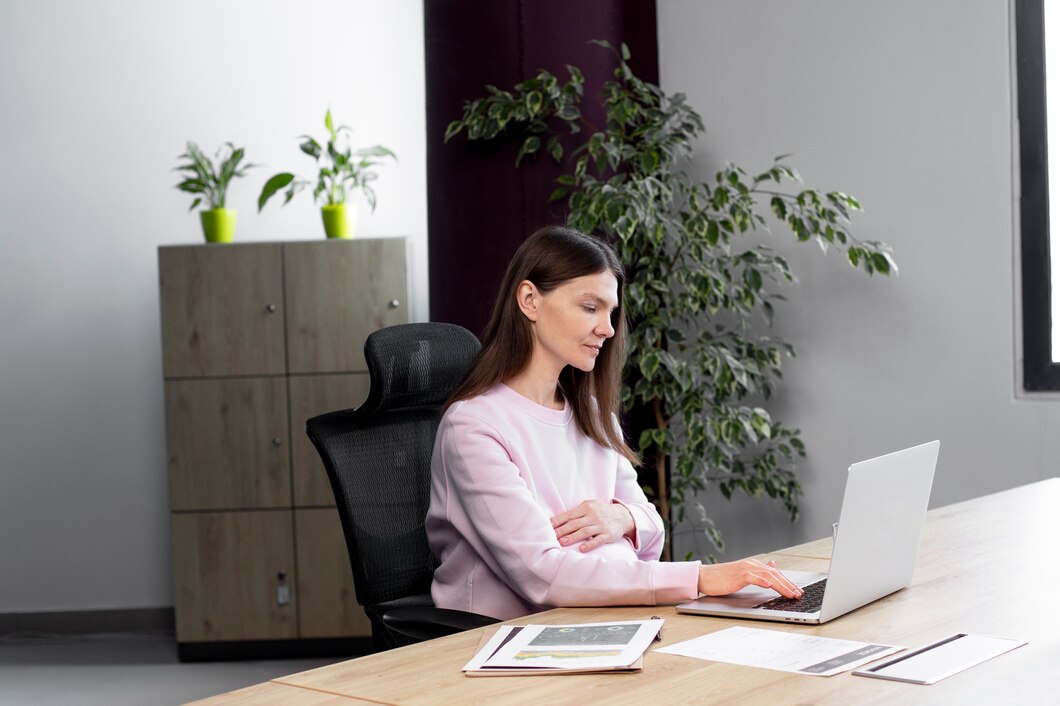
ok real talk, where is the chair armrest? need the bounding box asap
[381,606,499,642]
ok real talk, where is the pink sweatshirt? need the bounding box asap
[426,384,702,620]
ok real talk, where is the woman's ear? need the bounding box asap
[516,280,540,322]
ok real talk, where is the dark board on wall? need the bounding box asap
[424,0,659,334]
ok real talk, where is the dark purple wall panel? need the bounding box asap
[425,0,658,334]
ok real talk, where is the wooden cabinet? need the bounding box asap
[159,243,287,378]
[165,377,291,511]
[284,240,408,373]
[171,511,297,642]
[159,239,407,658]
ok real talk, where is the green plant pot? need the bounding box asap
[321,203,358,239]
[200,208,236,243]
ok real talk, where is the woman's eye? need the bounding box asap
[583,305,597,313]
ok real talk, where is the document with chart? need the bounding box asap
[463,620,664,676]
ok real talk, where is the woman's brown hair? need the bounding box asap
[448,226,639,464]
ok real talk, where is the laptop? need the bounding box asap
[676,440,940,625]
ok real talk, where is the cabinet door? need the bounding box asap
[288,373,371,506]
[166,378,291,510]
[172,511,297,642]
[295,508,371,638]
[159,244,286,377]
[284,239,408,374]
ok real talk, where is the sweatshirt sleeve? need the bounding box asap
[436,410,700,609]
[611,454,667,560]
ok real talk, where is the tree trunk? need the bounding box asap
[653,397,670,560]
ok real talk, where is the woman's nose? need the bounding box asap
[597,313,615,338]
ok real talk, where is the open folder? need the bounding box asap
[462,619,663,676]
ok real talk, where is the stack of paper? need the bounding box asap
[462,619,663,676]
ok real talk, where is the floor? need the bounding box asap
[0,631,342,705]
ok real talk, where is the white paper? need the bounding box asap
[463,625,520,672]
[654,626,903,677]
[463,620,663,672]
[853,633,1029,684]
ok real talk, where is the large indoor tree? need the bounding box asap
[446,42,896,558]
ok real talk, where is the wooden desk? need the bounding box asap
[192,479,1059,705]
[190,681,378,705]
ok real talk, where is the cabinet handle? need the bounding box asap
[388,299,400,309]
[272,437,282,446]
[276,570,290,606]
[266,303,277,313]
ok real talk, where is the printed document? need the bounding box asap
[463,619,663,675]
[655,626,902,677]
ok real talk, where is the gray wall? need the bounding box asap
[660,0,1060,562]
[0,1,427,613]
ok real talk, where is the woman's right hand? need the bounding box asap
[697,559,803,599]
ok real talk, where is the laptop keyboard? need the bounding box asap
[754,578,827,613]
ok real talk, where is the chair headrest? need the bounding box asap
[356,323,480,416]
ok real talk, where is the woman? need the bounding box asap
[426,226,802,620]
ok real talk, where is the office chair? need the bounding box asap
[306,322,498,650]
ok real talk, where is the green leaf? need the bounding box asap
[525,91,543,116]
[357,144,397,160]
[556,104,580,122]
[176,178,206,194]
[547,136,563,162]
[639,351,660,378]
[515,135,541,166]
[444,120,464,142]
[763,301,775,326]
[300,137,322,159]
[574,156,588,181]
[770,196,787,220]
[283,184,299,205]
[185,142,211,176]
[706,220,719,245]
[258,173,295,211]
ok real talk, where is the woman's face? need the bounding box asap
[524,270,619,374]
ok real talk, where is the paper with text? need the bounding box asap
[655,626,902,677]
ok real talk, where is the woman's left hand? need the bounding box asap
[551,500,635,552]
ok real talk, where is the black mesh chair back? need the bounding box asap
[306,322,481,648]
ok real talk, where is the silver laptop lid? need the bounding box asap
[819,440,940,622]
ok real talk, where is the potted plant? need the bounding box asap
[258,110,396,238]
[445,42,897,559]
[174,141,254,243]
